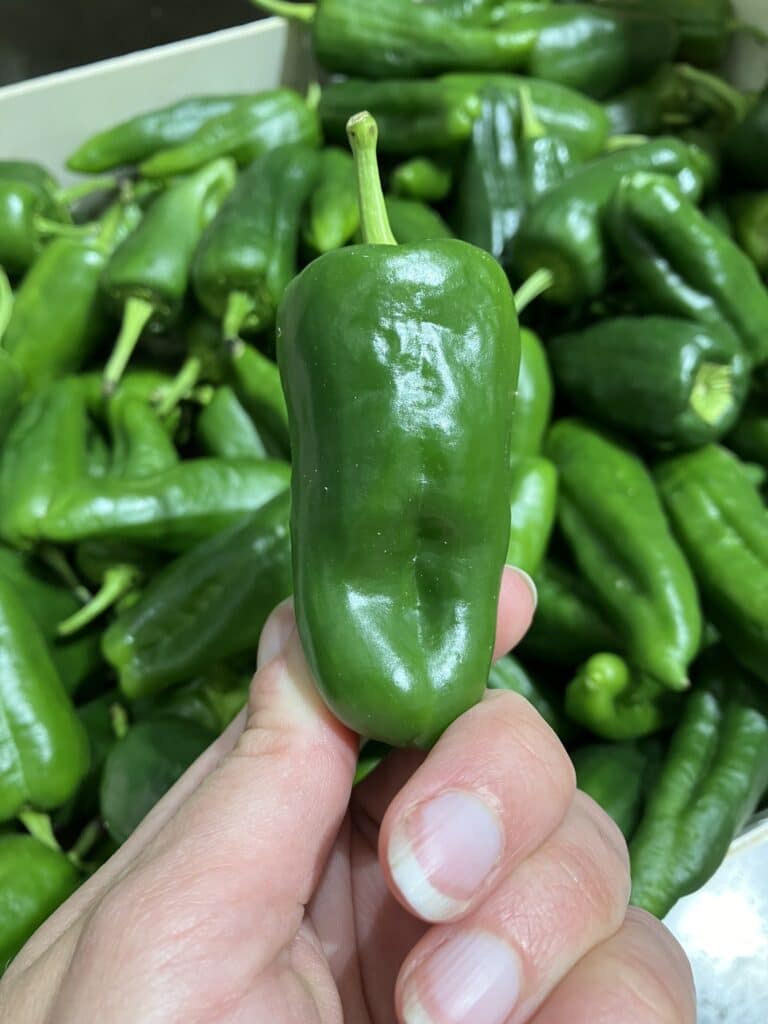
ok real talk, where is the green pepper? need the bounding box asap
[603,63,748,136]
[319,73,609,159]
[195,385,268,460]
[727,400,768,467]
[302,146,360,254]
[0,576,90,822]
[630,653,768,919]
[512,138,712,305]
[508,328,552,457]
[506,456,557,576]
[138,89,321,178]
[101,159,237,392]
[134,664,251,734]
[0,349,23,447]
[565,652,681,740]
[2,202,141,395]
[546,419,701,689]
[0,834,80,970]
[226,342,290,457]
[102,491,291,699]
[606,172,768,366]
[100,716,215,844]
[452,84,571,260]
[655,444,768,686]
[549,316,750,450]
[192,144,319,343]
[278,112,518,747]
[0,178,68,278]
[40,456,290,553]
[390,155,454,203]
[725,192,768,276]
[67,94,251,172]
[488,653,561,732]
[723,88,768,188]
[519,559,621,666]
[256,0,675,96]
[572,741,653,839]
[383,196,454,243]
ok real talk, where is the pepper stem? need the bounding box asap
[38,545,92,604]
[518,84,544,141]
[155,354,203,417]
[57,176,119,205]
[347,112,397,246]
[514,269,554,314]
[18,810,61,852]
[0,266,13,343]
[223,290,258,344]
[67,819,103,870]
[33,216,93,239]
[250,0,316,23]
[102,296,155,395]
[57,564,140,637]
[690,362,734,426]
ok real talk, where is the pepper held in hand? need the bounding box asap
[278,112,519,747]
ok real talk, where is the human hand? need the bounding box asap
[0,567,695,1023]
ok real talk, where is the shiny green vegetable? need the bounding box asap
[506,456,557,575]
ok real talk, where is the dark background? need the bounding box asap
[1,1,266,87]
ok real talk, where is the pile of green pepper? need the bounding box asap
[1,0,768,971]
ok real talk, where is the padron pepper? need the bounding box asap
[383,197,454,244]
[630,651,768,919]
[277,111,519,747]
[254,0,675,96]
[606,172,768,366]
[512,137,712,304]
[655,444,768,686]
[226,341,290,457]
[508,328,552,457]
[545,419,701,689]
[192,143,320,342]
[302,146,360,254]
[138,88,321,178]
[572,740,655,840]
[488,654,561,733]
[506,456,557,576]
[390,155,454,203]
[195,385,268,460]
[101,158,237,392]
[549,316,750,450]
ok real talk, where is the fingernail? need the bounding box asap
[506,566,538,612]
[403,929,522,1024]
[389,790,504,921]
[257,599,295,667]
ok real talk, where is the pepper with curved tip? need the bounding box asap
[138,89,321,179]
[655,444,768,685]
[278,111,518,747]
[549,316,751,450]
[101,159,237,393]
[192,144,320,343]
[565,652,681,741]
[545,419,701,689]
[512,138,712,305]
[630,652,768,919]
[606,172,768,366]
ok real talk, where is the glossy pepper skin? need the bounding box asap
[138,89,321,178]
[546,419,701,689]
[508,328,552,456]
[278,112,519,747]
[226,342,290,457]
[630,653,768,919]
[101,159,237,392]
[549,316,750,450]
[512,138,712,304]
[383,197,454,244]
[606,173,768,366]
[40,456,290,553]
[0,178,69,278]
[192,144,320,342]
[506,456,557,575]
[572,741,653,839]
[102,491,292,699]
[0,835,79,971]
[723,88,768,188]
[565,652,680,740]
[519,559,620,665]
[195,385,267,460]
[452,84,571,260]
[255,0,675,96]
[302,146,360,254]
[67,94,249,172]
[135,664,251,734]
[319,74,609,160]
[655,445,768,686]
[0,576,90,822]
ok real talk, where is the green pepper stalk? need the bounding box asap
[277,110,519,746]
[101,158,237,393]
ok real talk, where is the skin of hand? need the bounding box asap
[0,566,696,1024]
